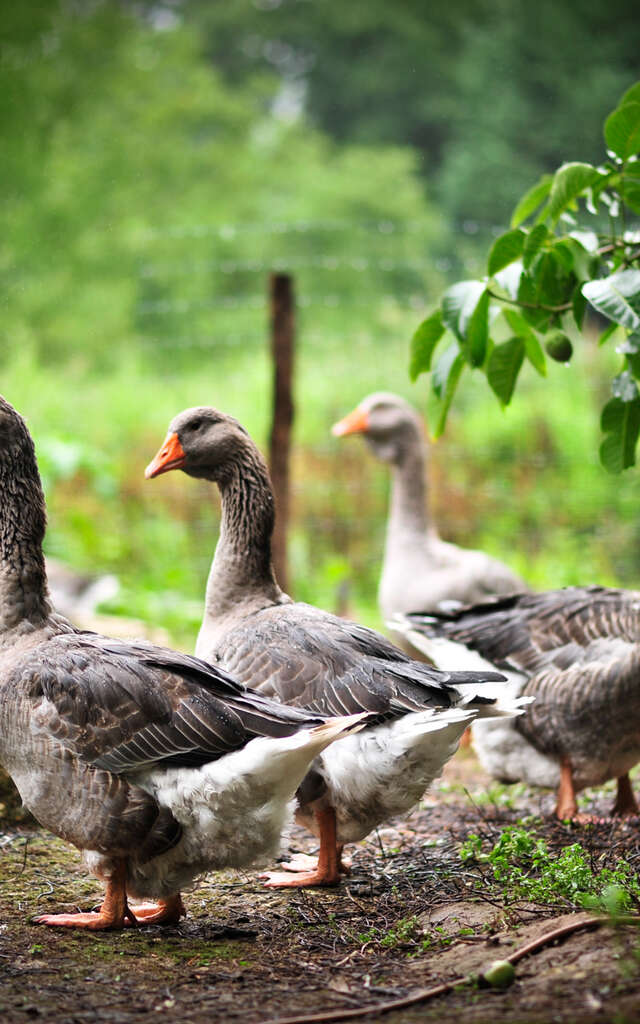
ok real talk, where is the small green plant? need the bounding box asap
[470,781,531,809]
[460,826,640,910]
[379,915,420,949]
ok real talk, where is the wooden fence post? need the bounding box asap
[268,272,295,593]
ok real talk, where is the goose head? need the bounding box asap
[332,392,424,466]
[145,406,253,485]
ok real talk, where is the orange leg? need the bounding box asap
[274,845,351,877]
[555,756,579,820]
[336,845,351,875]
[459,727,472,749]
[555,757,610,824]
[126,894,186,925]
[554,756,600,823]
[34,860,137,930]
[611,773,639,817]
[260,807,342,888]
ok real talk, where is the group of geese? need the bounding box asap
[0,390,638,934]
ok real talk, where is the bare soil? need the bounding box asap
[1,751,639,1024]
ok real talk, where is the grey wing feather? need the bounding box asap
[22,633,326,774]
[405,586,640,678]
[515,638,640,756]
[215,602,505,718]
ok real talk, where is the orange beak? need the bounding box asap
[331,406,370,437]
[145,432,186,479]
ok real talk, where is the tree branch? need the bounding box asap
[258,914,640,1024]
[485,289,572,314]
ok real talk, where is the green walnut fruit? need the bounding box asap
[482,959,516,989]
[545,331,573,363]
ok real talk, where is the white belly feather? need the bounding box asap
[399,630,559,789]
[85,716,365,900]
[315,709,473,843]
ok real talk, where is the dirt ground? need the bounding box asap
[1,750,640,1024]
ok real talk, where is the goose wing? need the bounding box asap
[20,632,326,774]
[509,636,640,760]
[213,602,505,718]
[404,586,640,675]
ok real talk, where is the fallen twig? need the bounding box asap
[257,913,640,1024]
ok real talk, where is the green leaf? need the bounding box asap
[598,322,620,347]
[487,337,525,405]
[604,102,640,160]
[510,175,552,227]
[550,240,575,272]
[428,345,465,437]
[465,289,489,367]
[516,273,553,329]
[617,329,640,355]
[620,82,640,106]
[600,396,640,472]
[520,250,575,313]
[569,230,599,253]
[409,310,445,380]
[622,163,640,214]
[589,168,617,207]
[522,224,549,270]
[503,309,546,376]
[548,162,601,222]
[562,237,597,282]
[441,280,486,347]
[432,342,461,398]
[488,230,525,276]
[628,353,640,380]
[494,262,523,300]
[582,269,640,330]
[572,284,587,330]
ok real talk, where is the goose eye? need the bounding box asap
[190,420,203,432]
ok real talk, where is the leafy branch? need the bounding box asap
[410,80,640,472]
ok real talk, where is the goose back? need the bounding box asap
[400,586,640,790]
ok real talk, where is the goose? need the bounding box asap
[393,587,640,822]
[145,406,528,888]
[332,393,527,648]
[0,394,368,930]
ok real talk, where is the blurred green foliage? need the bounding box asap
[3,1,640,649]
[6,321,638,650]
[161,0,640,229]
[1,0,445,368]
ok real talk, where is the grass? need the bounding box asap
[2,319,638,649]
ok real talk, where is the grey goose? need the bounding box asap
[393,587,640,821]
[332,392,527,651]
[145,406,527,888]
[0,395,367,930]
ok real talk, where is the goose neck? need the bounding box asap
[0,461,52,634]
[205,450,284,618]
[387,440,433,549]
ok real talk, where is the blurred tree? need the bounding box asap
[159,0,640,226]
[435,0,639,225]
[1,0,445,367]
